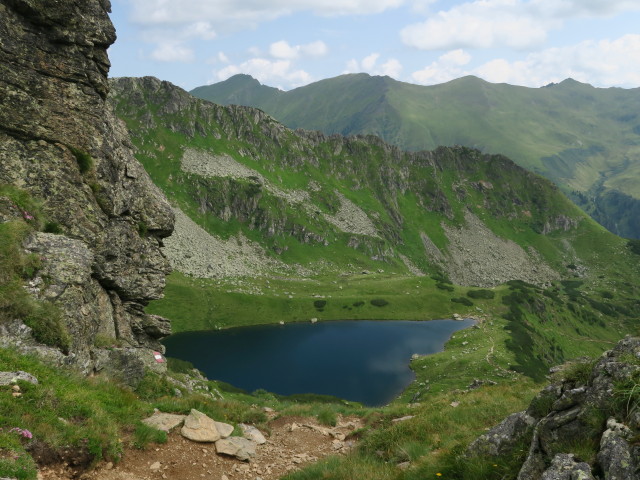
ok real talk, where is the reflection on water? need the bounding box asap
[163,319,474,406]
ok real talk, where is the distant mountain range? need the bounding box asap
[191,74,640,239]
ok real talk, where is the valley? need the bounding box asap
[0,2,638,478]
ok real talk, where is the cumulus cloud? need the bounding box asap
[269,40,328,60]
[411,49,471,84]
[408,35,640,87]
[472,34,640,87]
[129,0,405,27]
[401,0,640,51]
[215,58,312,88]
[150,42,194,62]
[401,1,552,51]
[533,0,640,18]
[345,53,403,78]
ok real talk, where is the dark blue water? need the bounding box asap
[163,319,473,406]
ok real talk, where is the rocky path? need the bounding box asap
[38,415,361,480]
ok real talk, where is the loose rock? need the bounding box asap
[181,409,221,442]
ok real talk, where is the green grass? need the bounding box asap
[147,272,473,332]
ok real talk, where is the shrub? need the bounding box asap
[352,301,365,307]
[137,221,148,237]
[561,359,597,385]
[316,408,337,427]
[69,147,94,174]
[627,239,640,255]
[313,300,327,309]
[370,299,389,307]
[466,289,495,300]
[43,221,63,234]
[166,357,196,375]
[436,282,454,292]
[23,303,71,354]
[451,297,473,307]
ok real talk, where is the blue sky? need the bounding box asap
[108,0,640,91]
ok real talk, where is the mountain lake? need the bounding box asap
[163,319,474,406]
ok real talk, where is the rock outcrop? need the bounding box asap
[0,0,174,383]
[466,336,640,479]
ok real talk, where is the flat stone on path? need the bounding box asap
[215,437,256,461]
[239,424,266,444]
[142,412,186,432]
[214,421,234,439]
[181,409,221,442]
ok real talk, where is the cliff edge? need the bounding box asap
[0,0,175,383]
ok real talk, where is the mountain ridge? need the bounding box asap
[192,73,640,239]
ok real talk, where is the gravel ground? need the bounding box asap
[442,211,560,287]
[162,207,289,278]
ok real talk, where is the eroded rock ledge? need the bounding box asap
[0,0,175,383]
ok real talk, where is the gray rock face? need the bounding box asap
[540,454,595,480]
[466,336,640,479]
[0,0,174,380]
[597,418,638,480]
[466,411,536,457]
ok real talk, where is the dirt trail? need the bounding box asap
[39,415,362,480]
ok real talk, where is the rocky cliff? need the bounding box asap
[466,336,640,479]
[0,0,174,383]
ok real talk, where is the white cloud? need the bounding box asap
[345,53,403,78]
[187,21,217,40]
[218,51,230,63]
[531,0,640,18]
[472,34,640,87]
[411,49,471,84]
[269,40,328,60]
[362,53,380,70]
[401,1,551,51]
[215,58,312,88]
[150,42,194,62]
[401,0,640,51]
[129,0,405,27]
[380,58,403,78]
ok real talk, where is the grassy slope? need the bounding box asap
[109,77,640,384]
[192,74,640,238]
